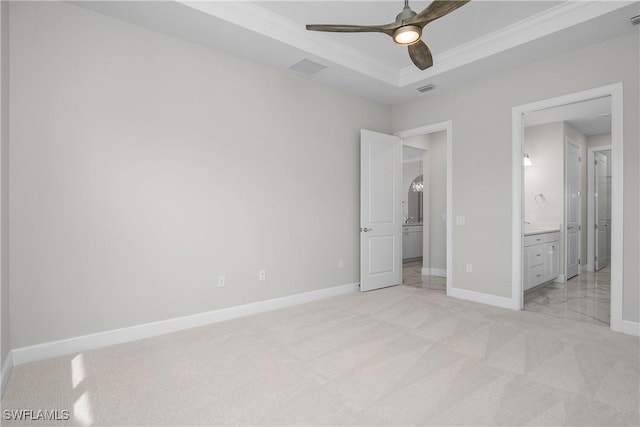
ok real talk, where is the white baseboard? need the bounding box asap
[421,267,446,277]
[448,287,519,311]
[554,275,566,283]
[1,351,13,398]
[621,320,640,337]
[12,283,359,366]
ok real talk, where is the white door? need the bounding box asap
[360,129,402,292]
[594,152,609,270]
[565,139,581,280]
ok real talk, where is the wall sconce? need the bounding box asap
[523,153,532,167]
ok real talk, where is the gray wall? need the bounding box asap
[9,2,391,349]
[392,32,639,322]
[426,131,447,273]
[524,123,564,228]
[1,0,10,368]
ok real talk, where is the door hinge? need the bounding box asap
[578,225,581,231]
[595,159,598,165]
[595,224,598,229]
[578,258,581,264]
[579,156,582,162]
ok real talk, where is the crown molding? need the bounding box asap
[178,1,633,89]
[178,1,399,85]
[398,0,635,86]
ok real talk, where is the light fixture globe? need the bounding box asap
[393,25,422,45]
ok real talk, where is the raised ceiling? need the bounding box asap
[75,1,640,104]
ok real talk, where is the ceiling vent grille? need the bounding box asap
[417,84,436,93]
[289,59,327,77]
[631,14,640,25]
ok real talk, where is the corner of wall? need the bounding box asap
[0,0,11,374]
[1,350,12,397]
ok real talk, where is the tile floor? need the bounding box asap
[402,260,446,293]
[523,267,611,327]
[404,259,611,329]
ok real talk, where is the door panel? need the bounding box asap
[360,130,402,291]
[595,152,609,270]
[565,139,581,280]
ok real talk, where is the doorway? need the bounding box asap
[358,122,452,294]
[512,84,623,332]
[395,123,452,295]
[401,138,446,294]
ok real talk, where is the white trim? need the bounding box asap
[11,283,359,366]
[1,351,12,397]
[399,1,632,86]
[178,1,398,85]
[512,83,624,334]
[609,84,624,334]
[621,321,640,337]
[179,1,630,89]
[422,267,446,278]
[448,287,518,311]
[512,106,525,310]
[586,144,612,272]
[395,121,453,294]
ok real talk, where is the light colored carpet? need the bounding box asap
[2,285,639,426]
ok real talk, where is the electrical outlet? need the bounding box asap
[338,259,344,269]
[217,275,225,288]
[259,270,266,281]
[466,263,473,273]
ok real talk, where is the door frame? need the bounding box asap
[587,144,612,272]
[395,121,453,294]
[512,83,623,333]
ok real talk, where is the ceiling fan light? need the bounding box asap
[393,25,421,45]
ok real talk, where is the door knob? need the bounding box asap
[361,227,373,232]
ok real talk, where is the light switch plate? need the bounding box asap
[456,216,466,225]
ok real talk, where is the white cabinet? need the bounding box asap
[403,225,423,260]
[524,231,560,291]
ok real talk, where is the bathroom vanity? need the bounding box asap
[523,227,560,291]
[402,224,423,260]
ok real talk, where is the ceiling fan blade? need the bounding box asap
[306,24,395,36]
[408,40,433,70]
[408,0,470,27]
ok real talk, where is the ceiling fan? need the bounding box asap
[306,0,470,70]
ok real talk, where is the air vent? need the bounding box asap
[631,14,640,25]
[417,84,435,93]
[289,59,327,77]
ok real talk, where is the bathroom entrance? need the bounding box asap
[513,84,623,331]
[400,131,447,294]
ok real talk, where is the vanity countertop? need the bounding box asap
[524,224,560,236]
